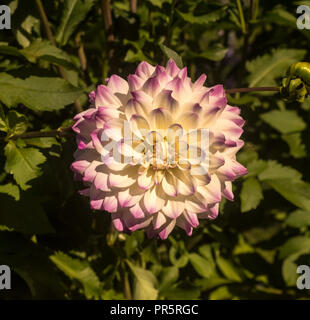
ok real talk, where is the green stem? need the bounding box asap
[236,0,247,35]
[35,0,56,45]
[252,0,259,20]
[226,86,279,94]
[123,270,132,300]
[1,127,73,141]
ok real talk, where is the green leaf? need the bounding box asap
[24,137,60,149]
[258,160,302,182]
[163,286,200,300]
[0,183,20,200]
[0,104,7,132]
[7,110,28,136]
[260,110,306,134]
[20,40,77,70]
[177,7,226,25]
[0,232,65,298]
[282,258,298,287]
[209,286,233,300]
[216,254,243,282]
[282,133,306,158]
[245,159,268,178]
[169,245,189,268]
[50,251,101,299]
[286,210,310,228]
[200,46,228,61]
[246,49,306,87]
[56,0,95,46]
[158,266,179,292]
[189,253,214,278]
[0,108,28,135]
[0,194,54,234]
[267,179,310,211]
[264,6,297,28]
[147,0,170,8]
[127,260,158,300]
[198,245,215,268]
[4,141,46,190]
[279,236,310,260]
[0,45,23,58]
[16,15,40,48]
[237,149,259,166]
[0,73,82,111]
[241,178,263,212]
[159,44,183,68]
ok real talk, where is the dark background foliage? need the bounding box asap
[0,0,310,300]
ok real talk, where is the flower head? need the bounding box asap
[71,59,247,239]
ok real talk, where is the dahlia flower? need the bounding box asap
[71,59,247,239]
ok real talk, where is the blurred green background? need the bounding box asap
[0,0,310,300]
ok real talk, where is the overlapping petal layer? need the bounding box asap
[71,59,247,239]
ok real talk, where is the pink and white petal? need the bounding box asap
[162,200,185,219]
[158,219,176,240]
[222,181,234,201]
[94,172,111,192]
[104,156,128,171]
[138,169,154,190]
[129,90,153,116]
[176,112,199,130]
[83,160,102,183]
[153,211,166,230]
[209,155,225,171]
[167,77,192,103]
[184,211,199,228]
[96,106,121,121]
[104,118,125,141]
[176,216,193,236]
[95,85,122,107]
[130,114,150,139]
[111,212,124,231]
[118,188,143,207]
[208,203,219,219]
[196,174,222,204]
[143,186,166,214]
[155,65,170,87]
[142,76,161,97]
[129,202,146,219]
[117,138,144,161]
[216,119,244,139]
[90,129,104,154]
[108,173,136,189]
[193,74,207,90]
[107,75,129,94]
[71,160,90,174]
[103,195,118,212]
[153,90,179,114]
[90,198,104,210]
[185,197,207,214]
[127,216,153,232]
[165,59,180,78]
[128,74,144,91]
[135,61,155,79]
[149,107,173,130]
[172,169,197,196]
[162,172,178,197]
[178,67,188,81]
